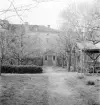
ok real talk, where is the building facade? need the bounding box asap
[43,50,57,66]
[7,22,60,66]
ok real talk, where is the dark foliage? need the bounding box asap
[77,75,85,79]
[21,57,43,66]
[89,67,100,73]
[1,65,43,73]
[56,57,67,67]
[86,80,95,85]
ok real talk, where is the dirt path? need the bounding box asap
[47,67,72,95]
[45,67,78,105]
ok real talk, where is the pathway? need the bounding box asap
[45,67,77,105]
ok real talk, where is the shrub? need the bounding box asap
[86,80,95,85]
[88,99,100,105]
[77,74,85,79]
[1,65,43,74]
[77,66,81,73]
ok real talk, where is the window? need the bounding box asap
[45,56,47,60]
[53,56,55,60]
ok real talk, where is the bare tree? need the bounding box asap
[0,0,54,75]
[56,29,78,71]
[59,0,100,72]
[59,2,88,71]
[6,23,43,65]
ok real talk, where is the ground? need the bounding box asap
[0,67,100,105]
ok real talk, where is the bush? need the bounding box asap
[88,99,100,105]
[1,65,43,74]
[77,66,81,73]
[86,80,95,85]
[77,74,85,79]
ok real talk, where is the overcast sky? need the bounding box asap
[0,0,91,29]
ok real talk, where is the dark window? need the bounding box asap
[11,38,15,42]
[45,56,47,60]
[53,56,55,60]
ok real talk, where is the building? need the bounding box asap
[43,49,57,66]
[7,22,60,66]
[77,41,100,73]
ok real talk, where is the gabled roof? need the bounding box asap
[29,25,59,33]
[44,49,56,55]
[9,24,59,33]
[77,41,100,50]
[8,24,25,34]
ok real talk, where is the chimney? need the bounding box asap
[25,22,28,25]
[48,25,50,28]
[35,25,38,31]
[24,22,29,32]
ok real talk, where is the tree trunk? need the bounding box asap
[93,60,97,74]
[0,55,4,76]
[0,59,1,76]
[73,52,76,72]
[68,51,71,72]
[17,55,20,65]
[62,56,64,68]
[80,51,84,73]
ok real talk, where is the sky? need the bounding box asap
[0,0,92,29]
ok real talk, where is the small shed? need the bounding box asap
[77,41,100,73]
[43,50,57,66]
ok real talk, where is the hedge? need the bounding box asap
[1,65,43,73]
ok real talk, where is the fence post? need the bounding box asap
[80,50,84,73]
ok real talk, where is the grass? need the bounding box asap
[0,74,49,105]
[65,73,100,105]
[0,70,100,105]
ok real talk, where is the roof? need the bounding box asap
[29,25,59,33]
[83,49,100,53]
[8,24,25,34]
[9,24,59,33]
[44,50,56,55]
[77,41,100,50]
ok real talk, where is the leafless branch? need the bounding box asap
[8,0,24,22]
[0,0,14,16]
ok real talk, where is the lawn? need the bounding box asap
[64,73,100,105]
[47,71,100,105]
[0,71,100,105]
[0,74,49,105]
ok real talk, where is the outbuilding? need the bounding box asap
[77,41,100,73]
[43,50,57,66]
